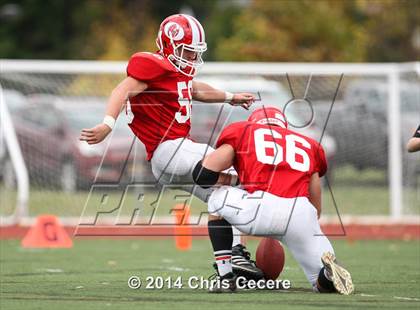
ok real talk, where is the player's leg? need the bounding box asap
[151,138,214,201]
[153,138,250,239]
[278,198,354,294]
[208,186,267,280]
[207,214,237,293]
[209,188,276,277]
[153,139,261,279]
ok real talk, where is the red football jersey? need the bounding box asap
[126,52,193,160]
[217,121,327,198]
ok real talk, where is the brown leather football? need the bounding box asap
[256,238,285,280]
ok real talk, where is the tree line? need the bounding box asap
[0,0,418,62]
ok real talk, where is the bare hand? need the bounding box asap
[79,124,111,144]
[229,93,255,110]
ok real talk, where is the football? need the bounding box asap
[255,238,285,280]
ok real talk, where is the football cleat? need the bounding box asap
[208,271,237,293]
[321,252,354,295]
[231,244,265,281]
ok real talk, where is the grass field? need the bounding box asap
[1,165,418,218]
[0,183,402,217]
[1,239,419,310]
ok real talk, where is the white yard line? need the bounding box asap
[393,296,420,302]
[359,294,420,302]
[359,293,377,297]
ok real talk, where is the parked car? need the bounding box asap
[314,79,419,187]
[316,80,419,171]
[3,95,143,192]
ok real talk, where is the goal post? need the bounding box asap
[0,84,29,224]
[0,59,418,226]
[388,69,402,219]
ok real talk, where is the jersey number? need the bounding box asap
[254,128,311,172]
[125,81,192,125]
[175,81,192,123]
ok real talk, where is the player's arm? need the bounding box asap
[79,77,147,144]
[309,173,322,219]
[407,125,420,152]
[407,138,420,152]
[192,144,237,188]
[192,81,254,110]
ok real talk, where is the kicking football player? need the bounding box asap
[79,14,262,280]
[192,106,354,294]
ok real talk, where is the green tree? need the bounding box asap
[360,0,420,62]
[77,1,158,60]
[0,0,96,59]
[1,0,417,62]
[214,0,368,62]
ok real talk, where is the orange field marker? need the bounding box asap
[173,204,192,251]
[21,215,73,248]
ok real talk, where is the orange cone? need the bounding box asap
[21,215,73,248]
[173,204,192,251]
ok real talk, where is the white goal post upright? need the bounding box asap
[388,70,402,219]
[0,84,29,224]
[1,59,419,224]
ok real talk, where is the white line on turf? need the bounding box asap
[359,294,420,302]
[37,268,63,273]
[165,266,190,272]
[393,296,420,301]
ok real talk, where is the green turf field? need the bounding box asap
[1,239,419,310]
[0,185,396,217]
[1,165,418,218]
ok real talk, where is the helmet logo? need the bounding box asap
[164,22,184,41]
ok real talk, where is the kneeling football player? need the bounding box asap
[192,106,354,294]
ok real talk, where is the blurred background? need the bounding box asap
[0,0,419,223]
[0,0,419,62]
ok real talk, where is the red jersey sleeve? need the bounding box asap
[314,144,327,177]
[216,122,247,149]
[126,53,166,82]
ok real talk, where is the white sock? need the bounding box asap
[214,250,232,277]
[232,226,242,247]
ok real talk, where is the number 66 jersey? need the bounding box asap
[216,121,327,198]
[126,52,193,160]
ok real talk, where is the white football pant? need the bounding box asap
[208,186,335,287]
[151,137,215,202]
